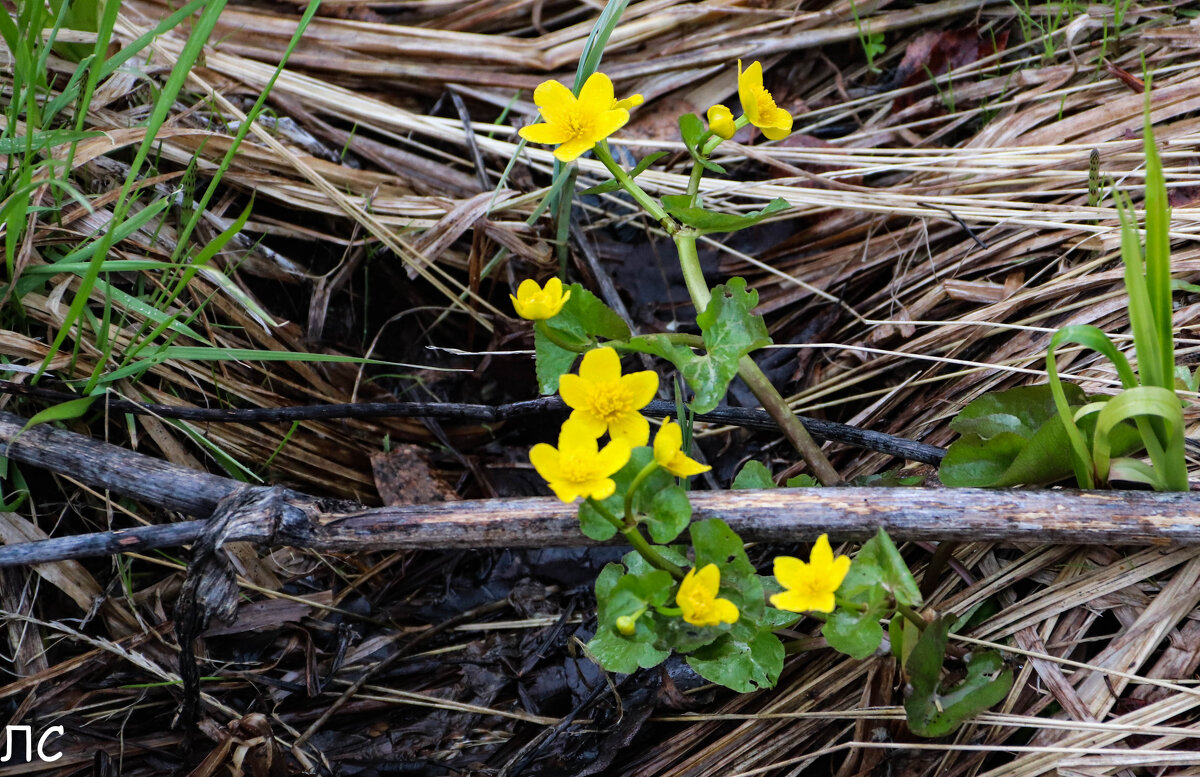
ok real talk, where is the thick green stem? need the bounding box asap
[675,231,712,311]
[739,357,842,486]
[672,232,842,486]
[593,141,679,234]
[586,498,685,580]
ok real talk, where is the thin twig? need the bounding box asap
[0,380,945,464]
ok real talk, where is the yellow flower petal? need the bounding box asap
[595,438,632,474]
[831,554,852,585]
[554,137,595,163]
[811,534,834,567]
[579,347,622,383]
[608,411,649,448]
[770,588,834,614]
[558,418,601,452]
[710,597,741,625]
[772,555,806,582]
[519,121,572,145]
[666,452,710,478]
[532,79,577,126]
[565,410,608,439]
[693,563,721,597]
[737,60,764,124]
[581,476,616,501]
[591,108,630,144]
[760,110,793,141]
[615,93,644,111]
[576,72,615,117]
[557,373,589,411]
[622,369,659,409]
[653,420,683,467]
[529,443,562,483]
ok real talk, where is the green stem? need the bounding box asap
[586,498,685,580]
[895,601,927,632]
[672,232,842,486]
[739,356,842,486]
[609,332,705,351]
[675,231,712,312]
[686,162,705,203]
[834,596,867,613]
[593,141,679,234]
[624,460,660,525]
[535,320,589,353]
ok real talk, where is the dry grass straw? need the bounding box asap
[4,0,1200,774]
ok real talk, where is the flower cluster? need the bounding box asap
[519,61,792,163]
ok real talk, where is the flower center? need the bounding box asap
[564,107,596,141]
[588,381,633,422]
[754,87,777,117]
[559,453,597,485]
[682,587,712,617]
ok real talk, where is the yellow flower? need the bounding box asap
[519,73,631,163]
[558,347,658,447]
[677,564,739,627]
[529,420,631,503]
[614,93,644,111]
[653,419,711,478]
[510,277,571,320]
[769,534,851,614]
[706,104,735,140]
[737,60,793,141]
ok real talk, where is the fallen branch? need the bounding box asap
[0,410,1199,569]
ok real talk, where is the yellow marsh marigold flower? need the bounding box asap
[530,420,631,503]
[519,73,631,163]
[559,347,658,447]
[770,534,851,614]
[653,419,711,478]
[706,104,735,140]
[510,277,570,320]
[677,564,739,627]
[737,60,793,141]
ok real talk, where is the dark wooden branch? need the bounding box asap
[1,409,1200,570]
[0,380,945,465]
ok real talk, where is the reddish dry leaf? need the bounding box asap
[371,443,460,505]
[894,28,1009,109]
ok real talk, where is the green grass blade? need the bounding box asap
[1093,386,1186,490]
[1115,188,1163,388]
[38,0,228,384]
[1140,93,1174,390]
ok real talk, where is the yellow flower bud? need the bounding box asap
[706,104,735,140]
[615,615,637,636]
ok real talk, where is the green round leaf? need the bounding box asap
[646,484,692,544]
